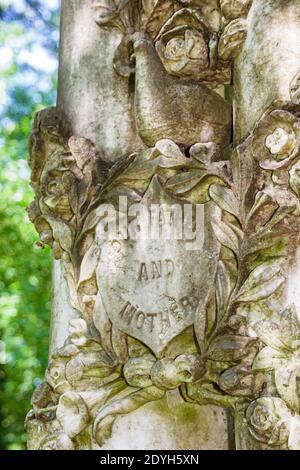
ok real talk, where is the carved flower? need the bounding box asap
[251,108,300,170]
[253,306,300,413]
[155,8,230,87]
[157,27,209,77]
[246,397,291,447]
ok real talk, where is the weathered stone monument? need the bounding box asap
[26,0,300,450]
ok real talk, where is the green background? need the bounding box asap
[0,0,59,449]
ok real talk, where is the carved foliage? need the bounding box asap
[92,0,252,87]
[27,99,300,449]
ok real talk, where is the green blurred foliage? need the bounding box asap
[0,0,59,449]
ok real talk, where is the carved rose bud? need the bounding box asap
[151,358,182,390]
[123,354,156,388]
[246,397,291,447]
[151,354,205,390]
[219,365,265,397]
[252,108,300,170]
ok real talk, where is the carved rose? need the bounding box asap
[251,107,300,170]
[252,306,300,413]
[155,8,230,87]
[156,27,209,78]
[246,397,291,447]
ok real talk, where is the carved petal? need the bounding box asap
[220,0,252,20]
[252,347,286,371]
[274,364,300,413]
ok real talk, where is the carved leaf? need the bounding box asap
[111,327,129,363]
[44,215,73,254]
[274,364,300,413]
[235,260,285,303]
[77,241,101,291]
[253,320,291,353]
[209,183,240,219]
[56,392,90,438]
[231,140,253,223]
[93,292,113,354]
[252,346,286,371]
[216,260,235,318]
[81,206,111,238]
[206,335,256,361]
[155,138,185,159]
[212,219,240,254]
